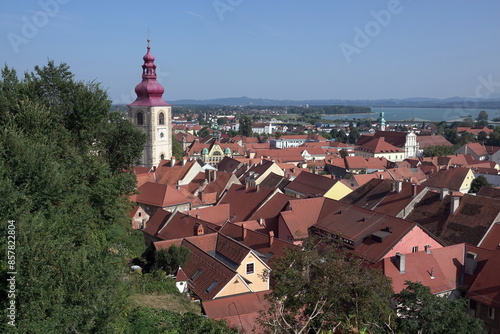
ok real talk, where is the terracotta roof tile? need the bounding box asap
[341,179,427,217]
[284,171,339,197]
[421,167,471,191]
[478,223,500,251]
[202,291,271,332]
[466,247,500,308]
[136,182,190,208]
[218,184,276,222]
[185,204,230,226]
[383,243,465,294]
[416,135,452,148]
[356,137,403,154]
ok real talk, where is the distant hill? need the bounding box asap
[167,96,500,108]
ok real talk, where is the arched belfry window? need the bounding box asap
[137,112,144,125]
[159,112,165,125]
[160,154,165,160]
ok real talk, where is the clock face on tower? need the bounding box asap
[158,128,167,141]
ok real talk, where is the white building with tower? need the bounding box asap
[128,40,172,167]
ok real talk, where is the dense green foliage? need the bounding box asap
[239,116,253,137]
[154,244,191,275]
[395,282,486,334]
[126,306,237,334]
[470,175,491,193]
[261,238,395,333]
[0,62,233,333]
[128,271,180,295]
[172,135,184,160]
[423,145,459,157]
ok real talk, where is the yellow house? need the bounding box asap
[422,167,475,194]
[154,233,270,300]
[243,159,285,187]
[284,171,353,200]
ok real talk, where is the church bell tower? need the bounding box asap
[128,39,172,167]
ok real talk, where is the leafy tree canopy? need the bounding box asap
[261,237,395,333]
[395,281,485,334]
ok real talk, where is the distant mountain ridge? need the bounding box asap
[169,96,500,108]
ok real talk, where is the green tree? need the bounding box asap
[477,110,489,122]
[0,61,145,333]
[154,244,191,275]
[423,145,458,157]
[197,126,210,138]
[347,126,360,144]
[261,237,395,333]
[395,281,485,334]
[239,116,253,137]
[172,135,184,160]
[470,175,491,193]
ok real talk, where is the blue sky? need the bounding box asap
[1,1,500,103]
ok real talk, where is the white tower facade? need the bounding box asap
[128,40,172,167]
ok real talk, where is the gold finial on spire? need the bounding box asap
[147,27,151,48]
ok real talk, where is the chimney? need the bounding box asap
[242,223,247,240]
[170,156,176,167]
[379,174,384,180]
[412,184,418,197]
[269,231,274,247]
[396,253,405,274]
[182,157,188,167]
[396,180,403,193]
[440,188,448,200]
[205,169,211,183]
[425,244,431,254]
[451,196,460,214]
[256,184,260,192]
[464,251,478,275]
[194,223,204,236]
[196,214,200,219]
[259,217,264,226]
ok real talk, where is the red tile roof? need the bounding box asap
[135,182,190,208]
[279,197,325,240]
[313,199,420,263]
[356,137,403,154]
[478,223,500,251]
[357,131,408,148]
[143,210,218,241]
[383,243,465,294]
[341,179,427,217]
[218,184,276,222]
[284,171,339,197]
[185,204,230,226]
[202,291,271,333]
[466,247,500,308]
[154,159,196,185]
[416,135,452,148]
[421,167,471,191]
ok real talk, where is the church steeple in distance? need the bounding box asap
[128,39,172,167]
[129,39,169,107]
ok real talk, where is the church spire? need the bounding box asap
[129,39,169,107]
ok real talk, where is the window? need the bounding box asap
[159,112,165,125]
[160,154,165,160]
[136,112,144,125]
[205,281,218,293]
[246,263,255,275]
[190,269,202,281]
[488,307,495,319]
[412,246,418,253]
